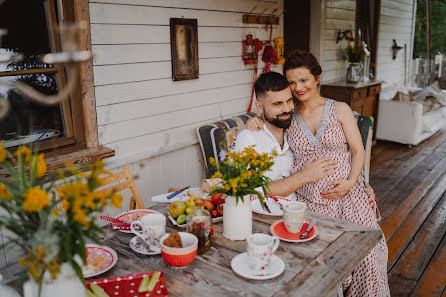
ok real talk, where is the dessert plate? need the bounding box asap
[83,244,118,278]
[115,209,162,233]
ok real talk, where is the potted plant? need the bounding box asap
[209,146,275,240]
[0,142,123,297]
[345,41,365,83]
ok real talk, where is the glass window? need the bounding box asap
[0,0,74,150]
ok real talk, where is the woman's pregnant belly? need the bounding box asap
[291,149,351,195]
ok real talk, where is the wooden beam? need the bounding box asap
[74,0,99,147]
[0,146,115,181]
[0,68,57,77]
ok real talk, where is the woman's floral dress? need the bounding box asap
[288,98,390,297]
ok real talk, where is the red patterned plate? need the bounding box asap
[270,219,318,242]
[115,209,162,233]
[83,244,118,278]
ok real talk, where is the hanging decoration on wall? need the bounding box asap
[170,18,199,81]
[274,37,285,64]
[261,24,278,73]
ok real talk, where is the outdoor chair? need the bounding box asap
[196,112,374,184]
[56,165,145,210]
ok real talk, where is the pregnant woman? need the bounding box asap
[246,51,390,297]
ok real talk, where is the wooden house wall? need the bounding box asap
[321,0,357,83]
[375,0,416,84]
[0,0,284,266]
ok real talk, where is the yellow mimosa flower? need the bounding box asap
[0,142,6,163]
[31,154,47,178]
[0,183,12,201]
[111,193,124,208]
[14,146,30,162]
[23,188,51,212]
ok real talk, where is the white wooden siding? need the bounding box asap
[90,0,283,166]
[375,0,416,85]
[321,0,357,83]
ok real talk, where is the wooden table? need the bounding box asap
[2,204,382,297]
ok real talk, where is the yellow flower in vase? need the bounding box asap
[14,146,31,162]
[0,142,6,163]
[0,183,12,201]
[31,153,47,178]
[23,188,51,212]
[111,193,124,208]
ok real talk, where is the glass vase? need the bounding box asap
[346,62,361,83]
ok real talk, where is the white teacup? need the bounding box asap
[130,213,166,251]
[246,233,280,275]
[283,201,306,233]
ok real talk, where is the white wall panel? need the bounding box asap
[375,0,415,85]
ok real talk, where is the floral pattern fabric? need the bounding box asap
[288,99,390,297]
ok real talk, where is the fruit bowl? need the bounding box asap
[159,232,198,267]
[167,213,222,228]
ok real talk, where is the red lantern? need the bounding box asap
[242,34,263,64]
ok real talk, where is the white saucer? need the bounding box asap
[129,236,161,255]
[250,196,292,216]
[231,252,285,280]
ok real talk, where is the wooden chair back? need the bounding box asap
[56,165,145,210]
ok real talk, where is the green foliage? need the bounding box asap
[209,146,275,208]
[413,0,446,58]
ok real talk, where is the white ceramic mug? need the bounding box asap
[130,213,166,251]
[283,201,306,233]
[246,233,280,275]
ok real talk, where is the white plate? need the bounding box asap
[231,252,285,280]
[152,188,209,203]
[83,244,118,278]
[167,213,223,228]
[129,236,161,255]
[250,196,292,216]
[115,209,162,233]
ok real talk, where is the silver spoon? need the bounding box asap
[300,221,315,239]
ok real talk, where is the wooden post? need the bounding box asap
[74,0,99,148]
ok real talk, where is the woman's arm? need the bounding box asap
[321,101,365,199]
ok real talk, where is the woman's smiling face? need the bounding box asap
[286,67,320,102]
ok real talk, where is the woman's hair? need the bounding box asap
[283,50,322,79]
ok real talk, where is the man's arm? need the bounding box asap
[268,157,337,197]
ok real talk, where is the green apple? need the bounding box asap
[168,201,186,219]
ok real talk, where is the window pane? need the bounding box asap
[0,73,66,149]
[0,0,55,71]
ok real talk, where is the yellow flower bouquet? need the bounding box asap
[210,145,275,209]
[0,142,123,289]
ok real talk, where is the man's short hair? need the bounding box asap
[254,72,289,102]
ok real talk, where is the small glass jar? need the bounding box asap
[346,62,361,83]
[186,200,212,255]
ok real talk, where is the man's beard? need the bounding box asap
[263,109,293,129]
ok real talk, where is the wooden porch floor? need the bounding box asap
[370,129,446,297]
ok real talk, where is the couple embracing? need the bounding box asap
[233,51,390,297]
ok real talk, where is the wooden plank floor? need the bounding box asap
[370,129,446,297]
